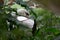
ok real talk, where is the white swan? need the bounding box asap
[16,16,34,29]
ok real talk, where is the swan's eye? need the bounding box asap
[26,13,29,15]
[25,12,29,16]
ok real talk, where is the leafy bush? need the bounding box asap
[0,5,60,40]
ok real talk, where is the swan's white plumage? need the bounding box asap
[22,19,34,28]
[10,8,34,29]
[17,16,28,21]
[16,16,34,28]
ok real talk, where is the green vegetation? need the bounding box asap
[0,1,60,40]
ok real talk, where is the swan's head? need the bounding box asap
[17,8,30,17]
